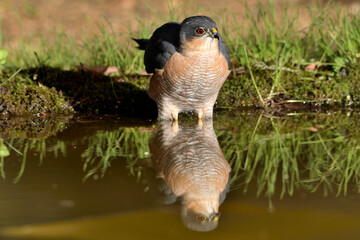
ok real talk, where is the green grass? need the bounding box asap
[1,1,360,116]
[3,1,359,71]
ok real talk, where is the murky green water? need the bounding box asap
[1,111,360,240]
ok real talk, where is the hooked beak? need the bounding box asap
[210,28,220,39]
[211,213,220,222]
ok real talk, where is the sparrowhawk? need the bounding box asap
[149,120,231,231]
[133,16,230,121]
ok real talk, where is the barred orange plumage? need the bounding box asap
[133,16,230,120]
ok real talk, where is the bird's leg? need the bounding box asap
[171,110,179,122]
[198,118,214,136]
[169,105,179,122]
[157,98,179,121]
[199,96,217,119]
[171,120,179,133]
[198,104,214,120]
[158,120,179,143]
[198,118,204,129]
[197,109,204,121]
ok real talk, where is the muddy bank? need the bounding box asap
[0,66,157,119]
[1,62,360,119]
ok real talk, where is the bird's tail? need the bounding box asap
[132,38,150,50]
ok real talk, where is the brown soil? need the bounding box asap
[1,0,360,47]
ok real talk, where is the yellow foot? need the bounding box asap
[198,118,204,129]
[172,112,178,122]
[171,121,179,133]
[198,109,204,120]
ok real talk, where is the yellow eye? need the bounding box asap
[197,216,207,222]
[195,27,206,35]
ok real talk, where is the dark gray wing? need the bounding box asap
[218,34,231,69]
[132,38,150,50]
[219,172,231,205]
[133,22,181,74]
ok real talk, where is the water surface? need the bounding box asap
[0,111,360,239]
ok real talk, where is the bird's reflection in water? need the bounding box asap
[149,120,231,232]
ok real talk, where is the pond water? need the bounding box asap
[0,110,360,240]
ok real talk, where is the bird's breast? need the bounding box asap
[153,44,230,105]
[161,137,231,199]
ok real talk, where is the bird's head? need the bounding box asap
[181,198,220,232]
[179,16,222,51]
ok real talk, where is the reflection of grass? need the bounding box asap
[216,113,360,198]
[9,139,66,183]
[0,139,9,178]
[0,138,47,182]
[302,131,360,196]
[2,114,360,199]
[81,127,153,180]
[78,114,360,198]
[0,124,155,183]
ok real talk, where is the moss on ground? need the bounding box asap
[0,71,74,117]
[0,62,359,118]
[0,67,157,118]
[25,66,157,118]
[217,62,360,109]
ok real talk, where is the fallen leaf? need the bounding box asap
[104,66,119,75]
[137,70,152,76]
[305,61,321,71]
[309,127,318,132]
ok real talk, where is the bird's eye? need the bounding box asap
[195,27,206,35]
[197,216,207,222]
